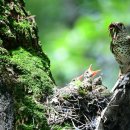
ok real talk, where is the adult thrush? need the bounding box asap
[109,22,130,75]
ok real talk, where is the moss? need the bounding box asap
[0,0,53,80]
[0,47,10,67]
[0,0,53,78]
[14,20,30,29]
[74,80,83,87]
[78,88,88,96]
[0,46,55,129]
[10,47,53,94]
[0,0,55,129]
[0,46,9,55]
[0,0,38,51]
[1,25,16,39]
[8,47,54,129]
[62,94,70,100]
[0,46,54,129]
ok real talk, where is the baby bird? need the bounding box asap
[82,64,100,89]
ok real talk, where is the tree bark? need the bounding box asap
[0,0,55,129]
[97,73,130,130]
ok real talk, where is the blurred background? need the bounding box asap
[26,0,130,89]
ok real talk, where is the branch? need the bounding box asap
[97,72,130,130]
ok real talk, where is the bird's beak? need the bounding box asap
[78,74,83,81]
[91,70,101,77]
[88,64,101,77]
[88,64,93,72]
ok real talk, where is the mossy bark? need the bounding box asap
[0,0,55,129]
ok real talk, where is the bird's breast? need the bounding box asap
[112,42,130,64]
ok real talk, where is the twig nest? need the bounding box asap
[45,74,111,129]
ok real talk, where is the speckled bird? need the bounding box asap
[109,22,130,75]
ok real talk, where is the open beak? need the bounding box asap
[88,64,101,77]
[91,70,101,77]
[78,74,83,81]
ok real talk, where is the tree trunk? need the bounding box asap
[97,73,130,130]
[0,0,55,129]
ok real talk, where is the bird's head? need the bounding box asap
[70,65,100,83]
[109,22,126,39]
[84,64,100,78]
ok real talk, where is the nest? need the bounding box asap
[45,76,111,130]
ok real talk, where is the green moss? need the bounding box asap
[0,0,55,129]
[10,47,53,94]
[62,94,70,100]
[0,46,54,129]
[13,20,30,30]
[78,87,88,96]
[0,39,3,46]
[1,26,15,39]
[0,47,10,66]
[0,0,37,51]
[17,124,34,130]
[9,47,54,129]
[74,80,83,87]
[0,0,52,76]
[0,47,9,55]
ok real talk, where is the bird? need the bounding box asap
[82,64,100,90]
[83,64,100,79]
[69,64,100,88]
[109,22,130,75]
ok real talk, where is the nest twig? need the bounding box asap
[45,76,111,129]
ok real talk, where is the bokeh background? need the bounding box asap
[26,0,130,89]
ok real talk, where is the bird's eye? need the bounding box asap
[118,23,123,27]
[109,24,115,29]
[84,71,88,74]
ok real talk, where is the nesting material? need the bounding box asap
[45,74,111,129]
